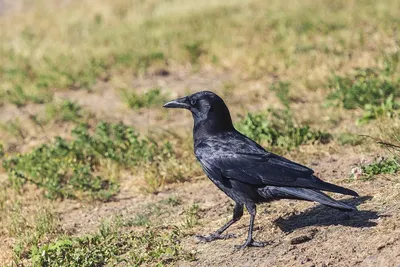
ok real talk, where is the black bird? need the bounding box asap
[163,91,358,249]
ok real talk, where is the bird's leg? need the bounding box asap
[196,203,243,242]
[235,203,267,249]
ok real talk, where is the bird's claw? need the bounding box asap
[234,239,267,249]
[196,233,236,242]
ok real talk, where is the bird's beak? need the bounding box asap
[163,96,190,109]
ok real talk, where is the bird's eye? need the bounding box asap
[190,98,197,106]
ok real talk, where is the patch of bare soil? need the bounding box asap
[0,103,75,153]
[56,146,400,267]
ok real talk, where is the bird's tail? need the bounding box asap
[310,176,359,197]
[293,175,359,197]
[259,186,356,211]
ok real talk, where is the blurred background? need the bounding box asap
[0,0,399,266]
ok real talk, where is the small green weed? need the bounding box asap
[44,100,83,123]
[183,204,200,229]
[336,133,364,146]
[361,157,399,179]
[235,109,331,151]
[120,88,168,109]
[184,42,204,65]
[357,95,399,124]
[163,196,182,207]
[131,213,151,227]
[270,81,291,108]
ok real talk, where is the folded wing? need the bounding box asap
[196,141,358,196]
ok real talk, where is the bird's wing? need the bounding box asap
[195,135,358,196]
[195,140,314,187]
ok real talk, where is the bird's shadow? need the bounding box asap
[274,196,381,233]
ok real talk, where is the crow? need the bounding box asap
[163,91,358,249]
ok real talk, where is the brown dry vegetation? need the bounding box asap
[0,0,400,266]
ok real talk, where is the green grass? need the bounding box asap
[2,121,200,199]
[0,143,4,158]
[361,157,399,179]
[235,109,331,151]
[2,122,171,200]
[162,196,182,207]
[358,95,400,124]
[43,100,83,123]
[336,133,364,146]
[326,59,400,123]
[5,197,191,265]
[270,81,291,108]
[184,41,204,65]
[31,219,195,266]
[1,85,53,107]
[326,68,398,110]
[183,203,200,229]
[5,205,62,264]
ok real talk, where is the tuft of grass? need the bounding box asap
[0,120,27,140]
[235,109,331,151]
[358,94,399,124]
[120,88,168,109]
[361,157,399,179]
[270,81,291,108]
[131,214,151,227]
[336,133,364,146]
[326,68,398,109]
[44,100,83,123]
[326,65,400,123]
[0,143,4,158]
[183,204,200,229]
[2,86,53,107]
[5,206,62,264]
[184,42,204,65]
[163,196,182,207]
[30,219,195,266]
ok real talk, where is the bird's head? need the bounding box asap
[163,91,234,134]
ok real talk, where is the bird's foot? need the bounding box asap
[234,239,267,249]
[196,233,236,242]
